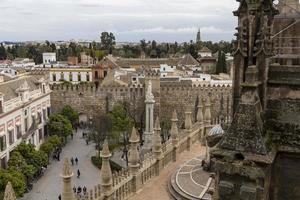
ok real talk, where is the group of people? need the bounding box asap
[70,157,81,178]
[73,186,88,197]
[53,147,62,161]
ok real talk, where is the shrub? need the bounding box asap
[91,156,122,172]
[0,169,26,197]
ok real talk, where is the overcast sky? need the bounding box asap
[0,0,239,42]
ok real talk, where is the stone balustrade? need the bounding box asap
[64,97,229,200]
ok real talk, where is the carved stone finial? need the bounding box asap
[153,117,162,153]
[197,96,204,123]
[185,110,193,130]
[4,182,16,200]
[129,127,139,143]
[204,97,212,124]
[129,127,140,172]
[101,139,111,158]
[154,116,161,131]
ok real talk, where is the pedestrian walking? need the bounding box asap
[77,186,82,194]
[77,169,80,178]
[85,138,89,145]
[58,194,61,200]
[83,186,87,194]
[73,186,76,193]
[75,157,78,165]
[71,157,74,166]
[71,133,74,139]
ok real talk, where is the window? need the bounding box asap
[24,117,28,132]
[86,73,90,82]
[43,109,47,120]
[0,101,3,113]
[0,135,6,151]
[69,73,72,81]
[38,112,42,124]
[60,72,64,81]
[47,107,51,116]
[78,73,81,82]
[38,129,43,142]
[16,125,22,139]
[52,74,56,81]
[42,85,46,93]
[8,130,14,145]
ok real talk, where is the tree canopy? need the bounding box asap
[47,114,73,138]
[61,105,79,127]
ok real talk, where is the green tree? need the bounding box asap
[108,103,134,135]
[39,142,54,157]
[91,114,113,156]
[48,114,73,139]
[61,105,79,127]
[100,32,116,54]
[47,135,61,147]
[14,142,48,172]
[0,44,7,60]
[8,152,35,178]
[216,51,227,74]
[94,50,106,62]
[0,169,26,197]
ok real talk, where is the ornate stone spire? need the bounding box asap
[145,80,154,103]
[171,110,179,146]
[101,139,113,195]
[153,117,162,156]
[128,127,140,175]
[204,97,212,125]
[184,109,192,130]
[60,158,75,200]
[197,96,204,123]
[3,182,16,200]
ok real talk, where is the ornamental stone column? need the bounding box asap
[128,127,142,193]
[143,80,155,150]
[185,109,193,151]
[100,139,113,199]
[185,110,193,130]
[197,97,205,141]
[204,97,212,139]
[170,110,179,161]
[60,158,76,200]
[197,96,204,124]
[153,117,163,175]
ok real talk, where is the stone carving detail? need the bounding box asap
[146,80,154,102]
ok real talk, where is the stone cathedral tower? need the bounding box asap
[211,0,279,199]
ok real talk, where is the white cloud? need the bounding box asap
[0,0,239,42]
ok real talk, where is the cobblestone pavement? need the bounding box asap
[19,129,101,200]
[131,143,205,200]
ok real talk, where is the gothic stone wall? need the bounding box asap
[50,84,145,123]
[50,83,232,127]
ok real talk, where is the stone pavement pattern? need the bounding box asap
[19,129,101,200]
[131,143,205,200]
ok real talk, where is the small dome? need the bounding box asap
[209,125,224,136]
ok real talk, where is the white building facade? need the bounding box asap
[0,75,51,168]
[43,52,56,64]
[49,67,93,84]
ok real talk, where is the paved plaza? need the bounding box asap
[20,129,101,200]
